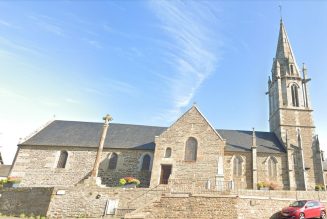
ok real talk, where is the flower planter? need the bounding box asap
[122,183,137,189]
[259,187,269,190]
[3,182,20,188]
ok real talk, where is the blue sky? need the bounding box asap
[0,1,326,164]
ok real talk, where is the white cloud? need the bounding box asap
[149,1,222,120]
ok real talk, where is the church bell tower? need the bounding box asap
[268,19,324,190]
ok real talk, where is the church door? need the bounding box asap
[160,165,172,184]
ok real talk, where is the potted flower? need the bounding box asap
[4,176,22,188]
[119,176,140,188]
[257,181,269,190]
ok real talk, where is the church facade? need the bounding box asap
[9,20,325,191]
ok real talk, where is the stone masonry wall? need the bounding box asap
[98,150,153,187]
[278,108,324,189]
[47,184,165,218]
[132,195,238,219]
[0,187,53,217]
[11,146,153,187]
[257,153,289,189]
[224,152,252,189]
[151,106,225,186]
[127,190,327,219]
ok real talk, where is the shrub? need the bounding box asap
[257,181,279,190]
[119,177,140,185]
[315,184,325,191]
[7,176,22,183]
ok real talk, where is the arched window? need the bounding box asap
[268,157,277,180]
[165,147,172,158]
[233,156,242,177]
[57,151,68,168]
[108,153,118,170]
[141,154,151,171]
[291,84,299,107]
[185,137,197,161]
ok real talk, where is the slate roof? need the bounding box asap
[217,129,285,153]
[20,120,167,150]
[20,120,286,153]
[0,165,11,177]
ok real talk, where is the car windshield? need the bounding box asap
[289,201,307,207]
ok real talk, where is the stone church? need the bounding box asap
[10,20,325,191]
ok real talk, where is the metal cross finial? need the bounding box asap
[278,4,283,20]
[103,114,113,125]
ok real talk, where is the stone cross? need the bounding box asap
[91,114,113,178]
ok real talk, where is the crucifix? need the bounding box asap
[91,114,113,178]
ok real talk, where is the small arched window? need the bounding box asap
[165,147,172,158]
[57,151,68,168]
[108,153,118,170]
[185,137,197,161]
[268,157,277,180]
[291,84,299,107]
[233,156,242,177]
[141,154,151,171]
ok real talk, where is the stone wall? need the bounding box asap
[98,150,153,187]
[126,190,327,219]
[11,146,153,187]
[151,106,225,186]
[224,152,252,189]
[0,187,53,217]
[47,184,165,218]
[257,152,289,189]
[126,194,238,219]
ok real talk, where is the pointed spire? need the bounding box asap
[276,20,294,61]
[274,20,300,77]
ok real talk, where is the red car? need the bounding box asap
[279,200,326,219]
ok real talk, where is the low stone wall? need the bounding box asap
[126,190,327,219]
[2,186,327,219]
[46,184,165,218]
[0,187,53,217]
[126,194,239,218]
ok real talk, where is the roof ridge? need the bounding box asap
[53,120,168,128]
[216,129,273,133]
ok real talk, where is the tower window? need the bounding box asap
[233,156,242,177]
[165,147,172,158]
[291,84,299,107]
[185,137,197,161]
[108,153,118,170]
[141,154,151,171]
[57,151,68,168]
[290,65,294,75]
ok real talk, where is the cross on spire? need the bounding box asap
[278,4,283,21]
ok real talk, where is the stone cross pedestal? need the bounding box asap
[89,114,112,185]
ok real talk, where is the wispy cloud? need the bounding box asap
[85,39,102,49]
[108,79,138,96]
[149,1,222,121]
[28,14,65,37]
[0,36,42,56]
[0,19,13,27]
